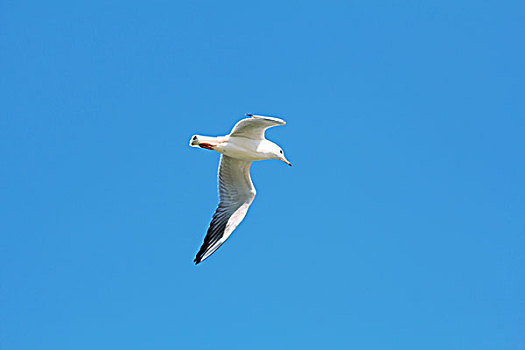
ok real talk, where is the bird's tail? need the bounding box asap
[189,135,223,151]
[189,135,212,147]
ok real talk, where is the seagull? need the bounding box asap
[189,114,291,264]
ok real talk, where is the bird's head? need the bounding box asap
[271,144,292,167]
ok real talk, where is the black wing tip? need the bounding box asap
[244,113,285,125]
[194,245,209,265]
[194,254,203,265]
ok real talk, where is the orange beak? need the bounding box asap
[283,159,292,167]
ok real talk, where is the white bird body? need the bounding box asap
[189,114,290,264]
[191,135,280,161]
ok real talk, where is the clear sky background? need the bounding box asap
[1,1,524,349]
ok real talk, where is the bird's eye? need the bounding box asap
[280,150,283,154]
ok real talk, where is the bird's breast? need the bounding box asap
[218,137,268,161]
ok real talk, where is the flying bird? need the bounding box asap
[189,114,291,264]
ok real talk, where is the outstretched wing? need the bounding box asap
[194,155,256,264]
[229,114,286,140]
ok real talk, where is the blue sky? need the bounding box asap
[1,0,524,349]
